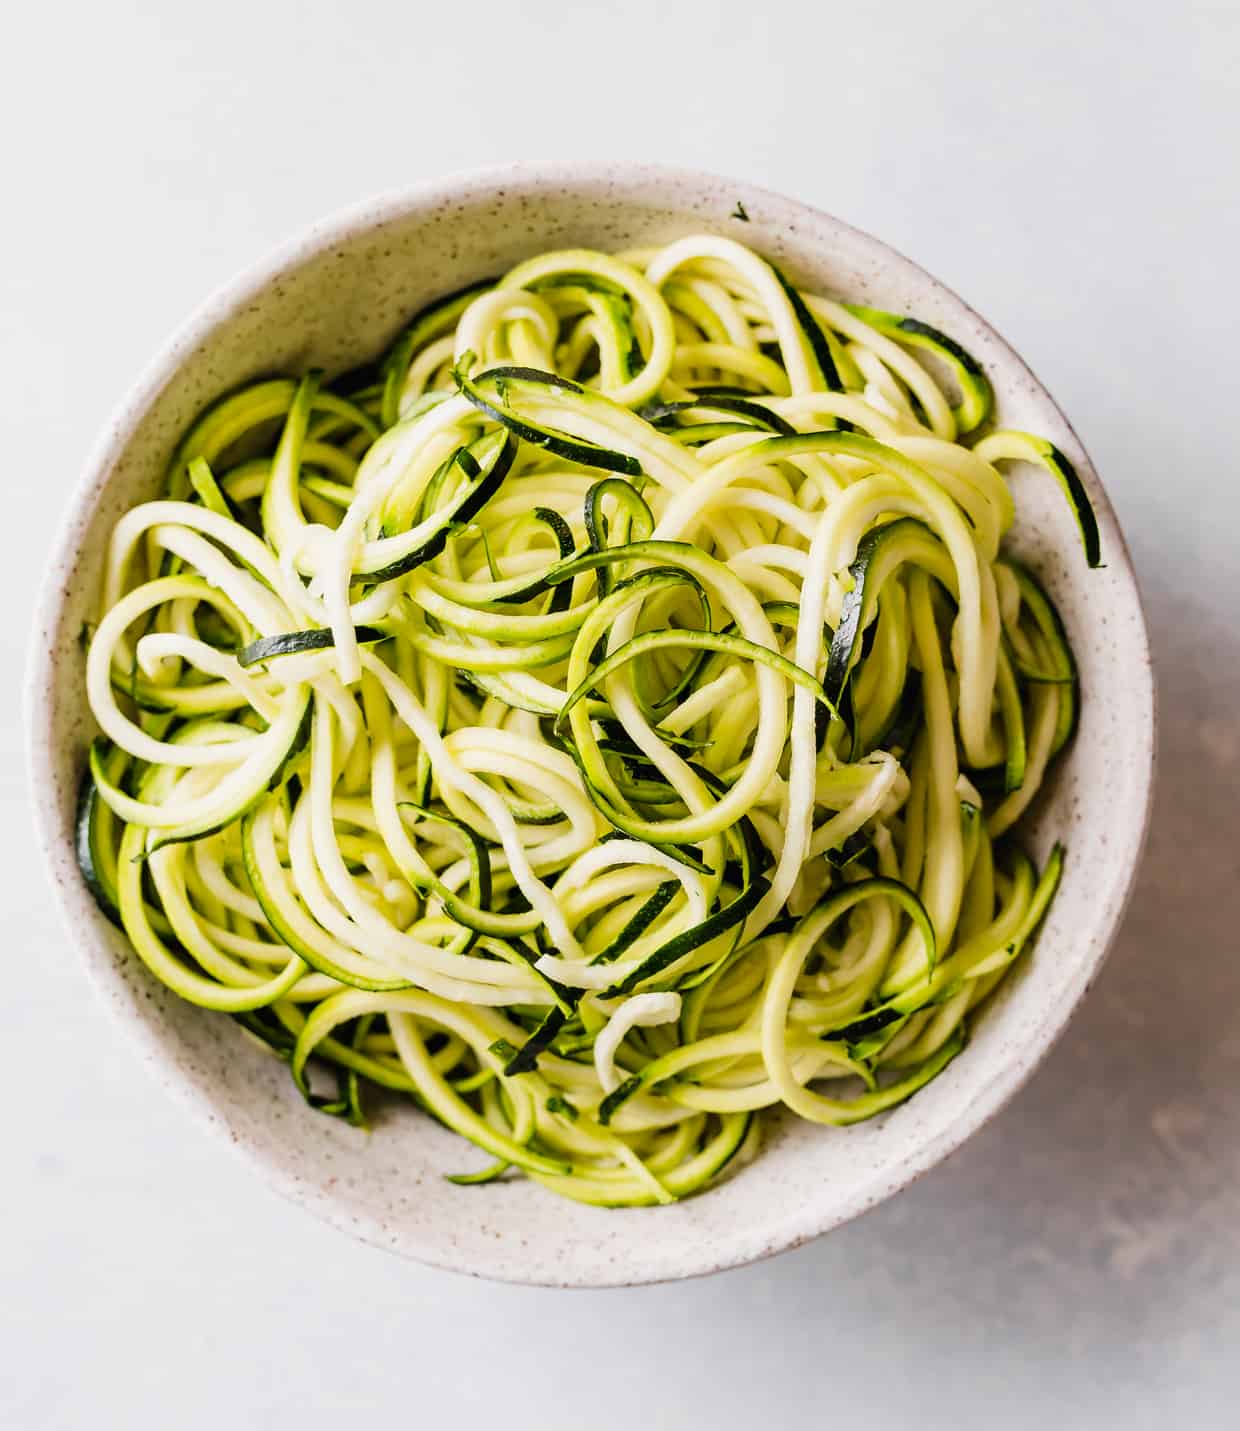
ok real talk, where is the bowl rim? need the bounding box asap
[26,160,1157,1286]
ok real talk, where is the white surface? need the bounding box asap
[3,0,1236,1424]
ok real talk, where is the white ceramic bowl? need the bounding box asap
[27,162,1155,1287]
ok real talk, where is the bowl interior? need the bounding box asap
[29,164,1153,1286]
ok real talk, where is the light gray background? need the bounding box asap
[4,2,1237,1427]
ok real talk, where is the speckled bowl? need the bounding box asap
[27,163,1155,1287]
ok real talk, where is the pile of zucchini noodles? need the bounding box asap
[79,234,1098,1206]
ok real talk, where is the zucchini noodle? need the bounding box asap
[78,235,1095,1206]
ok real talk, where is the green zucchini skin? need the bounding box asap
[380,278,497,429]
[843,303,994,434]
[455,361,643,476]
[772,263,843,392]
[642,392,796,436]
[238,626,387,667]
[590,880,679,965]
[1038,442,1101,569]
[359,430,519,582]
[602,872,773,999]
[825,518,942,707]
[1003,559,1079,755]
[972,430,1102,568]
[502,1007,568,1075]
[75,764,123,927]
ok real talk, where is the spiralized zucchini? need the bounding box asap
[79,235,1094,1206]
